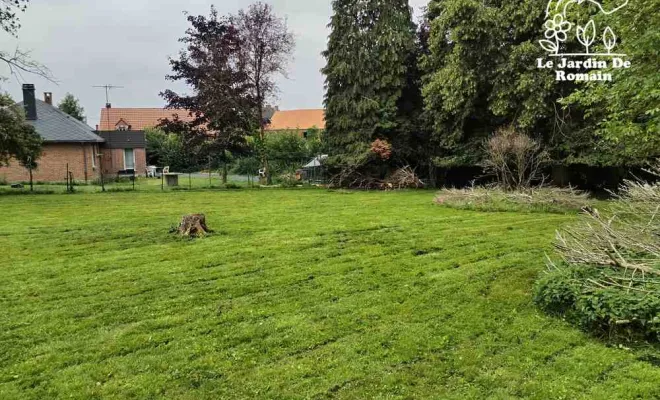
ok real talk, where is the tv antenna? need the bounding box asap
[93,84,124,105]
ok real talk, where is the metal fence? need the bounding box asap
[0,155,330,195]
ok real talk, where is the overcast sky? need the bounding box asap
[1,0,427,127]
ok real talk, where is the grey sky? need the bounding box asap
[2,1,427,127]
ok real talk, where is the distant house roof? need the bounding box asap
[18,100,104,143]
[267,109,325,131]
[99,107,193,131]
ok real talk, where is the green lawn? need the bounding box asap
[1,190,658,399]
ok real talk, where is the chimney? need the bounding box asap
[95,124,99,130]
[22,84,37,120]
[106,103,112,108]
[44,92,53,105]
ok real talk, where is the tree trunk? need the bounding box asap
[222,163,228,184]
[177,214,211,237]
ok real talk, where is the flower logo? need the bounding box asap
[539,14,572,54]
[545,14,572,42]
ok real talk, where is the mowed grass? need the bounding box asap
[0,190,658,399]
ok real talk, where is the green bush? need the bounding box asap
[535,265,660,343]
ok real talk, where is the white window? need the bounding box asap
[124,148,135,170]
[91,145,97,168]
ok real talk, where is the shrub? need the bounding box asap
[535,266,660,342]
[482,126,548,190]
[535,165,660,343]
[277,173,300,188]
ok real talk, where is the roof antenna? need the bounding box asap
[93,84,124,108]
[93,84,123,131]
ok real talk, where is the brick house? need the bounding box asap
[0,85,105,183]
[0,85,149,183]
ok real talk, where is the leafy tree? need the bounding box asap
[161,6,256,170]
[1,0,28,35]
[562,0,660,164]
[263,132,309,175]
[57,93,85,122]
[422,0,557,166]
[0,92,42,170]
[234,2,294,183]
[145,127,167,166]
[144,127,200,174]
[323,0,420,165]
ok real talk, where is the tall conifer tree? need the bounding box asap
[322,0,419,163]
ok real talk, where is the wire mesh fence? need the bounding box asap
[0,155,330,195]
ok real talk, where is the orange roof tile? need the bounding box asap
[267,109,325,131]
[98,108,194,131]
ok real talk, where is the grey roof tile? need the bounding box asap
[17,100,105,143]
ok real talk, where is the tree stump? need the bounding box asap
[178,214,211,237]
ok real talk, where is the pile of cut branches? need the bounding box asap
[435,185,589,213]
[535,165,660,342]
[330,165,424,190]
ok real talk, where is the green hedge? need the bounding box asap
[534,265,660,343]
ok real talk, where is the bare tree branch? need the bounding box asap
[0,48,56,83]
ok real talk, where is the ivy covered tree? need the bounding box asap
[323,0,421,166]
[563,0,660,164]
[57,93,85,122]
[420,0,593,168]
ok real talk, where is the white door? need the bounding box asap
[124,148,135,170]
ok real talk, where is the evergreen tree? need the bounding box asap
[57,93,85,122]
[323,0,420,164]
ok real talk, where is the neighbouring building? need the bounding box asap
[98,107,195,131]
[98,106,326,137]
[266,109,325,136]
[0,85,105,183]
[95,105,154,177]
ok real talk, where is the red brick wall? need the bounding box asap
[0,143,101,183]
[101,148,147,177]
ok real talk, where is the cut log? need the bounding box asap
[178,214,211,237]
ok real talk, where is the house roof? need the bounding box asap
[18,100,104,143]
[267,109,325,131]
[98,107,326,132]
[99,107,194,131]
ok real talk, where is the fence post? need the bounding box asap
[132,169,136,191]
[66,163,69,192]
